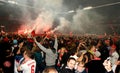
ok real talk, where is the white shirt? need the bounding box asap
[19,59,36,73]
[14,57,24,73]
[109,51,119,73]
[110,51,119,66]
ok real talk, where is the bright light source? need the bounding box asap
[83,6,93,10]
[68,10,75,13]
[8,0,18,4]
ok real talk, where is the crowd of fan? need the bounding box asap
[0,32,120,73]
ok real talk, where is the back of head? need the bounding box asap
[42,67,58,73]
[23,46,34,59]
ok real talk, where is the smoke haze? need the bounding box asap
[8,0,105,34]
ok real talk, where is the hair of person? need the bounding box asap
[78,61,85,67]
[67,57,76,62]
[20,45,27,54]
[84,51,94,62]
[82,54,89,63]
[50,47,56,54]
[23,46,34,59]
[88,45,95,50]
[32,45,41,53]
[48,39,56,54]
[42,67,58,73]
[76,51,83,57]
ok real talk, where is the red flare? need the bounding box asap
[31,30,36,37]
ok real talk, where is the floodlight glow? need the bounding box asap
[8,0,17,4]
[83,6,93,10]
[68,10,75,13]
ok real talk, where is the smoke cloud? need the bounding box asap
[9,0,106,34]
[72,9,104,34]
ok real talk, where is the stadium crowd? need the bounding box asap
[0,32,120,73]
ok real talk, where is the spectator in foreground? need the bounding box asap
[103,57,120,73]
[17,47,36,73]
[75,61,87,73]
[59,57,76,73]
[42,67,58,73]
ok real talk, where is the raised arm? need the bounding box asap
[33,37,47,53]
[53,34,58,50]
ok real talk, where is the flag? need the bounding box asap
[31,30,35,37]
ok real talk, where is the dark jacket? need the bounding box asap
[75,68,87,73]
[106,70,114,73]
[59,66,75,73]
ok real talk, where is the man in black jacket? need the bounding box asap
[59,57,76,73]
